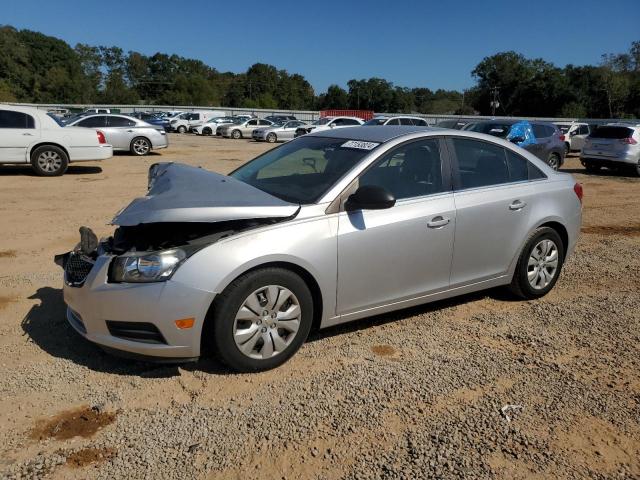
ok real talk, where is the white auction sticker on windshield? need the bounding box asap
[341,140,380,150]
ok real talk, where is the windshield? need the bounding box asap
[230,136,375,204]
[313,118,331,125]
[363,118,388,126]
[466,122,513,138]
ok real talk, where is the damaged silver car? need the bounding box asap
[57,127,582,372]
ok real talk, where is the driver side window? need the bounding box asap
[359,139,444,200]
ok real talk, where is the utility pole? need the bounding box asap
[490,86,500,116]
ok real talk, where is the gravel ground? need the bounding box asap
[0,135,638,479]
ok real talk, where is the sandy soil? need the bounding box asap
[0,134,638,479]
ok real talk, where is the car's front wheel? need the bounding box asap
[208,268,313,372]
[177,125,187,134]
[202,127,212,135]
[130,137,151,156]
[509,227,564,299]
[30,145,69,176]
[231,129,242,139]
[267,133,277,143]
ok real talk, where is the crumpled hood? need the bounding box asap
[112,162,299,226]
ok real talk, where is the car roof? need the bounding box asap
[309,125,440,143]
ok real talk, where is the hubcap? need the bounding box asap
[527,239,559,290]
[133,139,150,155]
[37,151,62,172]
[549,155,559,170]
[233,285,301,360]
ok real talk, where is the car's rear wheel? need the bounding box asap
[564,143,570,156]
[509,227,564,299]
[202,127,212,135]
[177,125,187,134]
[547,152,560,170]
[130,137,151,156]
[232,129,242,139]
[267,133,277,143]
[30,145,69,176]
[207,268,313,372]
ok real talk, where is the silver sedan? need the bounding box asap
[252,120,308,143]
[67,114,168,156]
[58,126,582,371]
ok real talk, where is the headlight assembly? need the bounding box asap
[110,249,187,283]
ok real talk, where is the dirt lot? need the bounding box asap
[0,134,639,479]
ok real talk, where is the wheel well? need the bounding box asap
[540,221,568,254]
[201,261,324,355]
[29,142,69,161]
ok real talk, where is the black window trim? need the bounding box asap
[443,136,547,193]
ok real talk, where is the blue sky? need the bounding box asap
[3,0,638,93]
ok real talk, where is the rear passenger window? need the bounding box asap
[399,118,414,126]
[0,110,35,128]
[107,116,136,127]
[531,124,548,138]
[359,139,443,200]
[506,150,529,182]
[387,119,401,125]
[77,116,107,128]
[414,119,427,126]
[451,138,509,189]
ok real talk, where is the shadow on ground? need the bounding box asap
[0,165,103,176]
[22,285,515,376]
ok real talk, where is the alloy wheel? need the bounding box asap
[527,239,559,290]
[37,151,62,173]
[233,285,301,360]
[132,139,150,155]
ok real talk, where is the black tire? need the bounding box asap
[509,227,565,300]
[177,125,187,134]
[206,268,313,372]
[584,161,601,173]
[231,129,242,139]
[564,143,570,156]
[633,162,640,177]
[547,152,560,170]
[129,137,151,156]
[202,127,212,136]
[266,133,277,143]
[30,145,69,176]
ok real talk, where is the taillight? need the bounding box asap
[620,137,637,145]
[96,131,106,144]
[573,183,583,205]
[559,134,565,142]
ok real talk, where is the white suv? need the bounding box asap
[295,116,363,137]
[0,105,113,176]
[555,122,591,154]
[170,110,225,133]
[580,123,640,176]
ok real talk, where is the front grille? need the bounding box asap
[106,321,167,344]
[65,253,95,287]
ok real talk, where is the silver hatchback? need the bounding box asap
[58,126,582,371]
[580,123,640,175]
[68,114,168,156]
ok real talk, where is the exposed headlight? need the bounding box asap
[110,249,187,283]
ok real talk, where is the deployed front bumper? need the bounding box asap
[62,253,214,361]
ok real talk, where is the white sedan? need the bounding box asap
[0,105,113,176]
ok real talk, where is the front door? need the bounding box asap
[337,137,455,316]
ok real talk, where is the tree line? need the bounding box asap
[0,26,638,118]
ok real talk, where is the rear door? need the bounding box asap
[0,110,39,163]
[572,124,590,151]
[447,137,537,286]
[105,116,138,149]
[529,123,552,160]
[337,137,455,315]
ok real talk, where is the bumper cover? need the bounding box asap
[63,255,215,360]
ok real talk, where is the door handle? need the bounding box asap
[22,133,33,136]
[127,130,135,132]
[427,216,450,228]
[509,200,527,211]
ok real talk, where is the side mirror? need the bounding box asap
[510,136,525,144]
[569,130,577,136]
[329,123,336,128]
[345,185,396,211]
